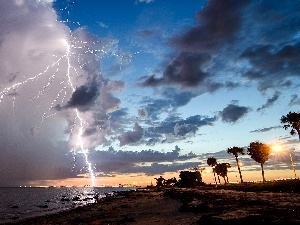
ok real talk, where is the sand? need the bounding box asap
[6,187,300,225]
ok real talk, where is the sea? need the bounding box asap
[0,186,135,224]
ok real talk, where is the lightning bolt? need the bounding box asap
[65,40,96,186]
[0,2,98,187]
[1,1,140,187]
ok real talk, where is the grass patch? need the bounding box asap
[203,179,300,192]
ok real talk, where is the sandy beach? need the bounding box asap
[7,183,300,225]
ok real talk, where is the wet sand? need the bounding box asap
[7,186,300,225]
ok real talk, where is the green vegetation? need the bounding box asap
[208,179,300,193]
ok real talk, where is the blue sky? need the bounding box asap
[0,0,300,186]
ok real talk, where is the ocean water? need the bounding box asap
[0,186,134,224]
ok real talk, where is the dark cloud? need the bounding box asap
[257,91,280,111]
[140,88,198,120]
[244,0,300,45]
[64,82,99,111]
[219,103,251,123]
[91,145,198,175]
[140,52,211,88]
[250,125,281,133]
[170,0,251,52]
[241,42,300,91]
[174,115,216,136]
[118,122,144,146]
[140,0,300,95]
[174,123,197,136]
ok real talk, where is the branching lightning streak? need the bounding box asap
[0,59,61,103]
[2,1,141,187]
[65,41,96,186]
[0,40,97,186]
[0,1,98,187]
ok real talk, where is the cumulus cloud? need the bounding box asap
[140,52,212,88]
[140,0,300,100]
[61,80,100,112]
[219,103,251,123]
[118,122,144,146]
[140,88,198,120]
[170,0,251,52]
[138,0,252,91]
[174,123,197,136]
[241,43,300,91]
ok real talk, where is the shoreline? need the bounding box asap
[6,182,300,225]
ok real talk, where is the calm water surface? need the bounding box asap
[0,186,134,224]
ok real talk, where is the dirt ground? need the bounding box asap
[7,188,300,225]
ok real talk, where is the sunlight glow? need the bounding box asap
[272,144,283,153]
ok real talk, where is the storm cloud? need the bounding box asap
[0,0,123,185]
[219,104,251,123]
[118,122,144,146]
[141,52,211,88]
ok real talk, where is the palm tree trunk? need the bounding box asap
[261,162,266,182]
[213,172,217,185]
[235,156,243,183]
[223,176,226,184]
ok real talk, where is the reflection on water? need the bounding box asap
[0,186,134,224]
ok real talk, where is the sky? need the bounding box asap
[0,0,300,187]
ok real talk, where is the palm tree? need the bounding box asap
[280,111,300,140]
[207,157,217,184]
[154,176,165,187]
[215,163,231,184]
[247,141,271,182]
[227,146,245,183]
